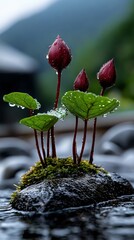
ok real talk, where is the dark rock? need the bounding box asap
[12,172,134,212]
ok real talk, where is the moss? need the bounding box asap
[10,157,107,204]
[10,191,18,202]
[10,157,108,203]
[12,157,107,195]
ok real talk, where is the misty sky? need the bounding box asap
[0,0,57,33]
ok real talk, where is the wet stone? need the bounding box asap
[99,123,134,152]
[12,172,134,212]
[0,137,33,160]
[98,141,122,155]
[0,156,35,189]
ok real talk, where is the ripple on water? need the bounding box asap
[0,191,134,239]
[99,196,134,239]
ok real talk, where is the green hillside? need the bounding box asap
[72,4,134,102]
[0,0,133,110]
[0,0,131,70]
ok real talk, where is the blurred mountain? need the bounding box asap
[73,2,134,101]
[0,0,131,71]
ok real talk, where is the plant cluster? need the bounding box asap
[3,35,119,168]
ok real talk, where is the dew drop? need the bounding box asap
[35,99,41,109]
[46,55,49,59]
[9,103,15,107]
[16,105,25,109]
[20,106,25,109]
[56,71,58,75]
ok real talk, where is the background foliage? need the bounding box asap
[0,0,133,111]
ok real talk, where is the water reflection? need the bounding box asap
[0,189,134,240]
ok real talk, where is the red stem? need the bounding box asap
[100,88,105,96]
[89,87,105,164]
[51,70,62,158]
[29,109,45,167]
[41,131,46,165]
[47,130,50,157]
[89,118,97,164]
[78,119,88,164]
[72,116,78,164]
[51,126,56,158]
[54,71,62,109]
[34,129,45,168]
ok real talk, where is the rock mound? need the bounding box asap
[11,172,134,212]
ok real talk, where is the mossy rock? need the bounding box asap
[11,158,134,212]
[14,157,107,191]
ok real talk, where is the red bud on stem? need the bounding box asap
[47,35,72,72]
[73,69,89,92]
[97,59,116,89]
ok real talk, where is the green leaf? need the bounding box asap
[3,92,41,110]
[62,91,120,120]
[20,114,58,131]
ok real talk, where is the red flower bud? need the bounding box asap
[97,59,116,89]
[47,35,72,72]
[73,69,89,92]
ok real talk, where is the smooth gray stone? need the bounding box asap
[0,156,32,180]
[98,141,122,155]
[98,123,134,152]
[0,156,35,188]
[0,137,33,160]
[12,172,134,212]
[93,152,134,175]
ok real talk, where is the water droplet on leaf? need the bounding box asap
[9,103,15,107]
[20,106,25,109]
[35,99,41,109]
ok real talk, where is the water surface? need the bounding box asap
[0,181,134,240]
